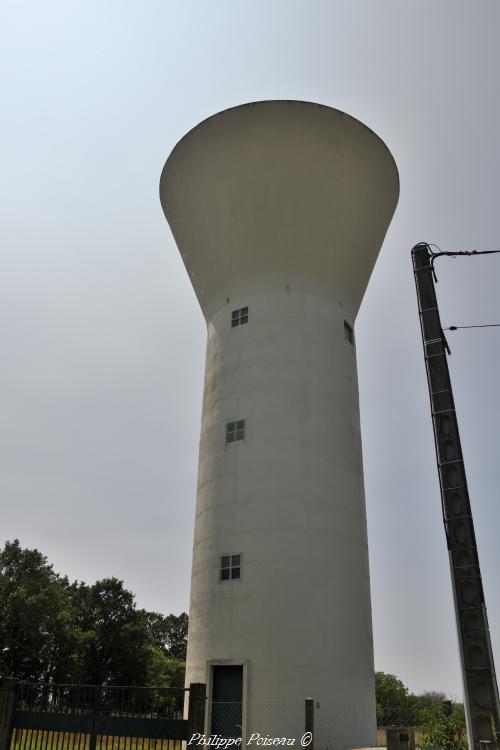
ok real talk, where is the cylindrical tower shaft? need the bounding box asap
[160,101,399,748]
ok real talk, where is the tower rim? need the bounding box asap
[159,99,399,193]
[160,100,399,320]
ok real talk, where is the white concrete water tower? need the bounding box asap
[160,101,399,748]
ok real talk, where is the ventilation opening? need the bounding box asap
[344,320,354,345]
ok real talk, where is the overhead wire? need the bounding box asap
[412,241,500,281]
[412,241,500,339]
[444,323,500,331]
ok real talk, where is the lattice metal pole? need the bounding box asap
[412,242,500,749]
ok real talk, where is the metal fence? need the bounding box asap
[208,700,305,744]
[313,701,466,750]
[1,680,466,750]
[0,679,206,750]
[204,698,465,749]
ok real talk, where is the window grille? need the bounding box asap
[221,554,241,580]
[231,307,248,327]
[225,420,246,443]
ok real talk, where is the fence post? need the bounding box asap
[304,698,314,750]
[88,685,100,750]
[187,683,206,740]
[0,678,18,750]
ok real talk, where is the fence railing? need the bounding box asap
[1,679,466,750]
[15,681,186,719]
[0,678,206,750]
[205,698,465,749]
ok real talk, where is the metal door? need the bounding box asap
[211,666,243,739]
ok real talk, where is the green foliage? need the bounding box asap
[74,578,151,685]
[146,649,186,688]
[375,671,466,742]
[142,611,187,687]
[375,671,410,726]
[0,539,187,687]
[0,540,77,682]
[143,611,188,661]
[421,705,467,750]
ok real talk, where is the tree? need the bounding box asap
[0,539,77,682]
[411,690,450,725]
[421,704,467,750]
[375,672,411,726]
[146,649,185,688]
[375,671,467,742]
[0,539,189,687]
[144,611,188,661]
[75,578,151,685]
[143,611,188,687]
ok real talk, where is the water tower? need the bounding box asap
[160,101,399,748]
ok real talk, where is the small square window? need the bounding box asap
[344,321,354,345]
[231,307,249,328]
[221,554,242,581]
[225,419,245,443]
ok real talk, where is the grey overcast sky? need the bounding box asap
[1,0,500,699]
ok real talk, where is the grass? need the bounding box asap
[10,730,183,750]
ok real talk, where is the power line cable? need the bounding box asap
[444,323,500,331]
[412,242,500,281]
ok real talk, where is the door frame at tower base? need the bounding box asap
[206,659,249,742]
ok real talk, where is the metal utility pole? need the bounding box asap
[412,242,500,748]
